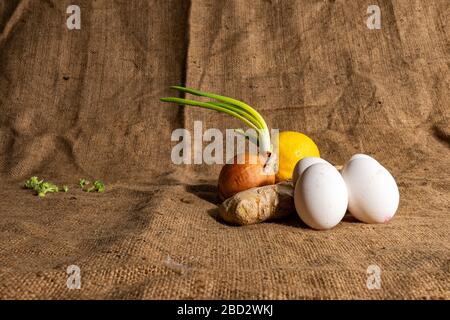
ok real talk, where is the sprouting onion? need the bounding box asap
[161,86,276,200]
[160,86,272,153]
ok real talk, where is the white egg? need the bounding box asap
[349,153,374,161]
[292,157,330,186]
[342,156,399,224]
[294,163,348,230]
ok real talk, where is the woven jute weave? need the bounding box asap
[0,0,448,299]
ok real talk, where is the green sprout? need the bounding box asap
[24,177,105,197]
[24,176,42,190]
[36,182,59,197]
[79,178,105,192]
[160,86,272,153]
[79,178,88,188]
[94,180,105,192]
[87,180,105,193]
[24,176,59,197]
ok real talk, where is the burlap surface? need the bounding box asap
[0,0,448,299]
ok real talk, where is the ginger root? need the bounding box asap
[218,181,295,225]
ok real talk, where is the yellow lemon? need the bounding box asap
[276,131,320,181]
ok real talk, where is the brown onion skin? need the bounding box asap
[218,153,275,201]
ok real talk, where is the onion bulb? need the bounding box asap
[218,153,275,201]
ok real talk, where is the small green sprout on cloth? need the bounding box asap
[79,178,88,188]
[24,176,59,197]
[79,179,105,193]
[88,180,105,193]
[24,177,105,197]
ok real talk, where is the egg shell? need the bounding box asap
[292,157,330,186]
[342,157,399,224]
[294,163,348,230]
[349,153,374,161]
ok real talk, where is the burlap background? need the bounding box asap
[0,0,448,299]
